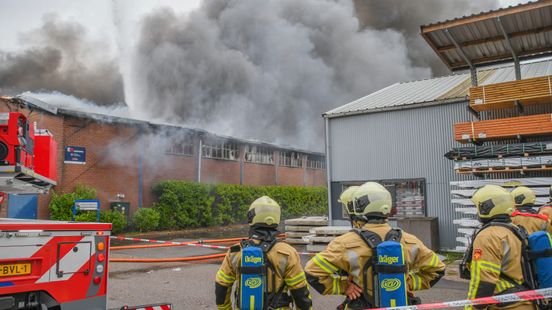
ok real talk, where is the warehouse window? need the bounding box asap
[307,155,326,169]
[202,141,240,160]
[245,145,274,165]
[167,139,194,156]
[339,179,426,219]
[279,151,303,167]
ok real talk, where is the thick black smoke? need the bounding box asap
[353,0,499,76]
[0,14,124,105]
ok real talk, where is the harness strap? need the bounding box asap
[375,265,408,274]
[239,266,266,274]
[512,210,549,221]
[528,248,552,260]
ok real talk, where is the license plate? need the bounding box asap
[0,263,32,277]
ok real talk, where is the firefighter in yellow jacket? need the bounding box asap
[510,186,551,234]
[539,185,552,219]
[304,182,445,309]
[215,196,312,310]
[465,185,536,310]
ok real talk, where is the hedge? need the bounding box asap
[49,184,127,234]
[152,181,327,230]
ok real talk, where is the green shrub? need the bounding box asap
[49,185,97,220]
[132,208,160,232]
[152,181,327,229]
[72,210,127,235]
[101,210,127,235]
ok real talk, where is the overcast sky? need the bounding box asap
[0,0,530,53]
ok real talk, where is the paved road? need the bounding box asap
[107,240,469,309]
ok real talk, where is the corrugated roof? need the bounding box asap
[7,96,324,156]
[324,59,552,118]
[421,0,552,70]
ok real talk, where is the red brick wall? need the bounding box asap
[60,118,141,214]
[0,98,326,220]
[201,158,240,184]
[244,163,276,185]
[277,166,304,186]
[305,168,327,187]
[142,154,196,208]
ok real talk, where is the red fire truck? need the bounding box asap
[0,112,171,310]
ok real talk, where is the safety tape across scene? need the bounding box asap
[110,236,316,256]
[371,287,552,310]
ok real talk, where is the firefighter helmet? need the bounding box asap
[345,182,392,217]
[472,185,514,219]
[339,186,359,209]
[510,186,536,206]
[247,196,281,226]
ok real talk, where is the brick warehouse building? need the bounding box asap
[0,95,326,220]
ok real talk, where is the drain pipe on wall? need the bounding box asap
[324,117,333,224]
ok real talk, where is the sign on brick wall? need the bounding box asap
[64,146,86,164]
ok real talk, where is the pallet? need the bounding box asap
[285,225,314,232]
[285,238,310,245]
[284,216,328,226]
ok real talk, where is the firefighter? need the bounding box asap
[510,186,552,234]
[539,185,552,219]
[214,196,312,310]
[304,182,445,309]
[466,185,536,310]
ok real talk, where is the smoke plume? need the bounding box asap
[0,14,124,105]
[1,0,502,151]
[353,0,499,76]
[128,0,499,150]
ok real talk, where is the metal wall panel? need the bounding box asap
[328,101,473,249]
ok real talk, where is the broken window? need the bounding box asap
[244,145,274,165]
[307,155,326,169]
[279,151,303,167]
[167,138,194,156]
[202,141,240,160]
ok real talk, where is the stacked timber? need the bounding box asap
[469,75,552,111]
[450,177,552,251]
[454,155,552,174]
[306,226,351,252]
[454,113,552,143]
[284,216,328,245]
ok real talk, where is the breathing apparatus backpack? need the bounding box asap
[460,222,540,293]
[353,228,409,308]
[238,239,289,310]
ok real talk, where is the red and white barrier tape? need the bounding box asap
[111,236,229,250]
[110,236,316,256]
[371,287,552,310]
[119,304,171,310]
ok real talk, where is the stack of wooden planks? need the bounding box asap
[305,226,351,252]
[454,113,552,143]
[469,75,552,111]
[284,216,328,245]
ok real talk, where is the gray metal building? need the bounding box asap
[323,59,552,250]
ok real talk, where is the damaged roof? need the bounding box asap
[324,58,552,118]
[4,95,324,156]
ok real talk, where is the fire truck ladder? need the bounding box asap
[0,165,57,194]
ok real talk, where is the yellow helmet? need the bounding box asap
[247,196,281,226]
[346,182,392,217]
[472,185,514,219]
[339,186,359,210]
[510,186,536,206]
